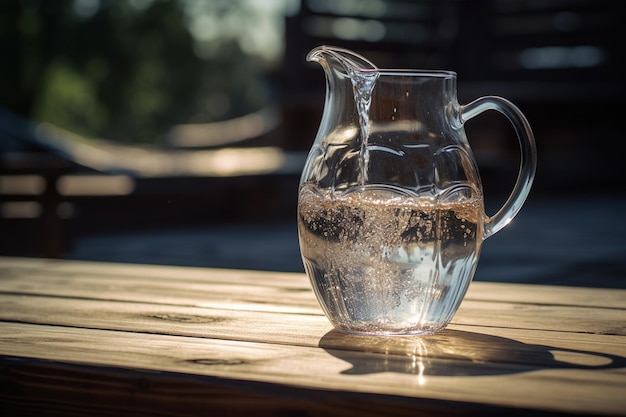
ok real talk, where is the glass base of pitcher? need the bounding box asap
[334,321,449,336]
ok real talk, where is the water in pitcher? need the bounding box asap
[297,185,484,334]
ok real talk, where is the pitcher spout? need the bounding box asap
[306,45,378,76]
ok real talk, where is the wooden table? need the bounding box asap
[1,256,624,416]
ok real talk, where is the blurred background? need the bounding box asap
[1,0,625,287]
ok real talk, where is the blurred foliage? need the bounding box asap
[0,0,273,143]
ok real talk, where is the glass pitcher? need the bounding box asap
[297,46,537,335]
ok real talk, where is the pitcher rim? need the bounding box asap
[359,68,457,78]
[307,45,457,78]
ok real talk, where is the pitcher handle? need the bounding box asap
[461,96,537,239]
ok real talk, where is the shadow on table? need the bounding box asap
[319,329,626,377]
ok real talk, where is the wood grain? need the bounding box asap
[1,256,625,416]
[1,294,625,356]
[2,256,625,308]
[0,274,624,336]
[2,323,625,416]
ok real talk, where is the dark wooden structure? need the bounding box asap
[280,0,625,193]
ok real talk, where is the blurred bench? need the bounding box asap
[0,137,305,259]
[0,153,72,257]
[0,99,308,258]
[0,152,137,257]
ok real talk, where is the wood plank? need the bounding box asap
[0,268,321,314]
[0,256,307,288]
[1,279,624,335]
[1,323,625,416]
[2,256,625,309]
[0,360,476,417]
[0,257,320,314]
[465,281,626,310]
[1,294,625,362]
[455,299,626,336]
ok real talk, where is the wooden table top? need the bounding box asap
[0,256,624,416]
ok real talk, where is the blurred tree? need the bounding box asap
[0,0,275,144]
